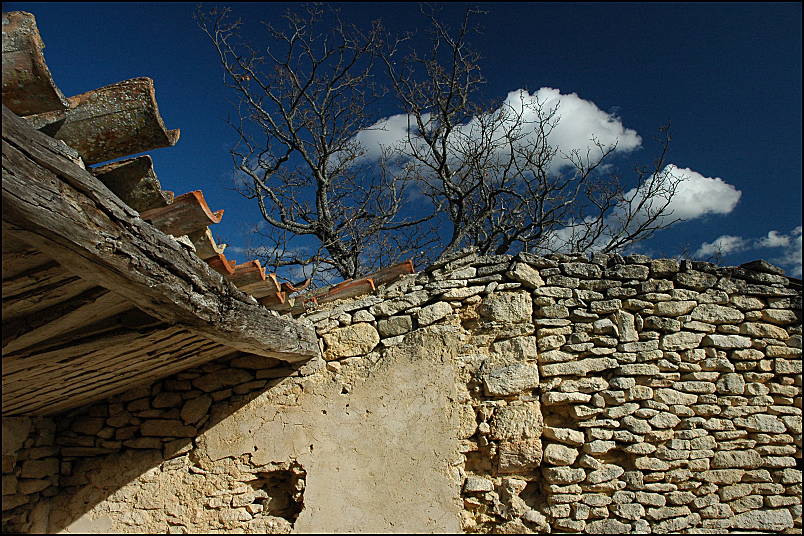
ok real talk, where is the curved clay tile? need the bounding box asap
[1,11,70,116]
[140,190,223,238]
[188,228,227,261]
[259,292,287,308]
[205,253,236,276]
[316,278,377,305]
[92,155,172,213]
[281,278,311,294]
[24,77,180,164]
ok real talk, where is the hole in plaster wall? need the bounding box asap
[248,467,305,523]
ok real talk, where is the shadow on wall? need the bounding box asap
[8,324,465,534]
[27,352,311,534]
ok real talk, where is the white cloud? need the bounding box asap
[693,225,802,277]
[622,164,742,223]
[694,235,750,258]
[758,230,791,248]
[769,226,802,277]
[354,87,642,172]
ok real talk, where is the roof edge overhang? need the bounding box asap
[1,105,319,363]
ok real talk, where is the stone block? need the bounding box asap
[543,444,578,466]
[481,363,539,396]
[490,404,543,440]
[497,439,543,473]
[477,292,532,323]
[322,323,380,359]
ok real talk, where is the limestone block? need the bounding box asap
[583,440,616,455]
[541,391,591,405]
[586,464,624,484]
[540,357,617,377]
[731,509,793,531]
[613,311,638,342]
[18,478,50,495]
[152,392,182,408]
[543,466,586,484]
[712,450,761,469]
[560,262,602,279]
[700,469,745,484]
[463,476,494,492]
[649,412,681,429]
[775,359,803,374]
[369,290,429,316]
[417,303,452,327]
[654,301,697,317]
[19,458,58,481]
[70,417,105,435]
[481,362,539,396]
[322,323,380,359]
[2,417,31,455]
[739,322,789,339]
[477,292,532,323]
[734,414,786,433]
[543,444,579,466]
[542,427,584,446]
[606,264,649,280]
[506,262,544,288]
[558,377,609,393]
[691,304,744,324]
[377,315,413,337]
[759,309,798,325]
[490,404,543,440]
[441,286,485,300]
[180,395,211,425]
[716,373,745,395]
[585,518,631,534]
[660,331,704,351]
[675,270,717,290]
[2,474,17,495]
[490,336,538,361]
[611,503,645,520]
[701,334,752,349]
[497,439,543,473]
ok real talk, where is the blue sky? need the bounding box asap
[7,2,802,277]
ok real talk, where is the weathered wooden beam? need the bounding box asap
[2,106,318,362]
[4,327,238,415]
[22,77,180,164]
[1,11,70,116]
[91,155,172,213]
[1,230,52,279]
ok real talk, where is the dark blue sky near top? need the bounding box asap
[6,2,802,274]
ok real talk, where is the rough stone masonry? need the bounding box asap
[2,250,801,533]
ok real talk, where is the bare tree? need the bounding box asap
[200,4,685,280]
[196,5,435,283]
[380,7,684,261]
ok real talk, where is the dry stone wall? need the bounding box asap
[304,250,802,534]
[1,249,801,534]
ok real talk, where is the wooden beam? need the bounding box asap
[3,327,238,415]
[2,286,135,354]
[2,106,318,362]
